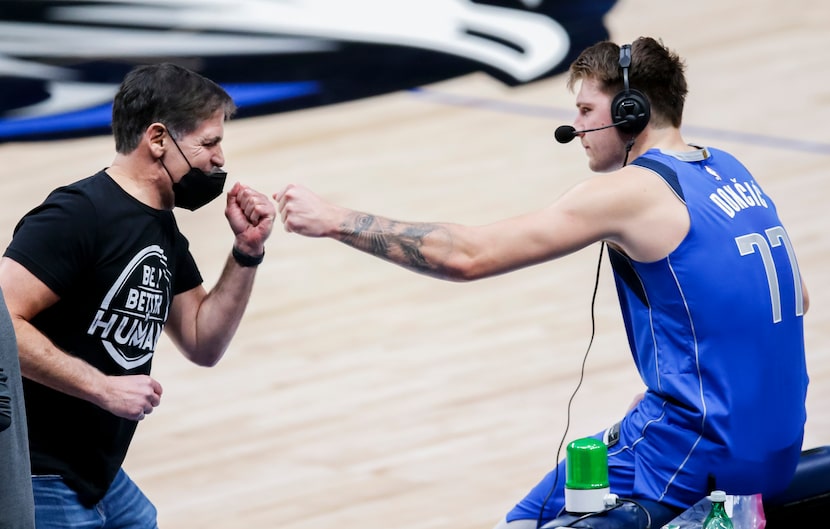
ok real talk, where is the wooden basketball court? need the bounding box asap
[1,1,828,527]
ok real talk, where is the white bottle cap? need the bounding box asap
[709,490,727,502]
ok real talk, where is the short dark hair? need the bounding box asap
[112,63,236,153]
[567,37,688,128]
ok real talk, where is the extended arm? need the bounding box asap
[274,168,687,280]
[275,183,567,281]
[164,182,276,366]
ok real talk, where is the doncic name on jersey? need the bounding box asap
[87,246,172,370]
[0,0,616,142]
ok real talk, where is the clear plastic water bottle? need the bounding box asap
[702,490,734,529]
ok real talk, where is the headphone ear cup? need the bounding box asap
[611,88,651,134]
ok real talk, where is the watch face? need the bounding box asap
[0,0,615,142]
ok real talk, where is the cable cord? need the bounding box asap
[536,137,637,529]
[623,137,635,167]
[546,498,652,529]
[619,498,653,529]
[535,241,606,529]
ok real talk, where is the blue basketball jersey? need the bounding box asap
[609,147,808,505]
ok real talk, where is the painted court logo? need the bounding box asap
[86,246,172,370]
[0,0,616,142]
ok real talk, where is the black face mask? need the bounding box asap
[172,167,227,211]
[163,131,227,211]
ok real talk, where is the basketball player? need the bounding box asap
[274,37,809,528]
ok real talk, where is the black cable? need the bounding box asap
[535,241,606,529]
[617,498,653,529]
[536,135,637,528]
[546,497,653,529]
[556,500,624,527]
[623,137,635,167]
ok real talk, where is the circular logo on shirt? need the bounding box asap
[86,245,172,369]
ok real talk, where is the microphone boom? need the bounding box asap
[554,119,631,144]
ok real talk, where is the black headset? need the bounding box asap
[610,44,650,135]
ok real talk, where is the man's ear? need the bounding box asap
[147,123,167,158]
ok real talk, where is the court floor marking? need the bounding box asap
[409,87,830,156]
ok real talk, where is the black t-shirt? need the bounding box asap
[4,170,203,506]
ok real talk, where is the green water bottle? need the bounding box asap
[702,490,734,529]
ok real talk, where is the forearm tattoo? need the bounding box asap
[340,213,449,275]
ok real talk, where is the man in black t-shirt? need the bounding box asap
[0,63,276,528]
